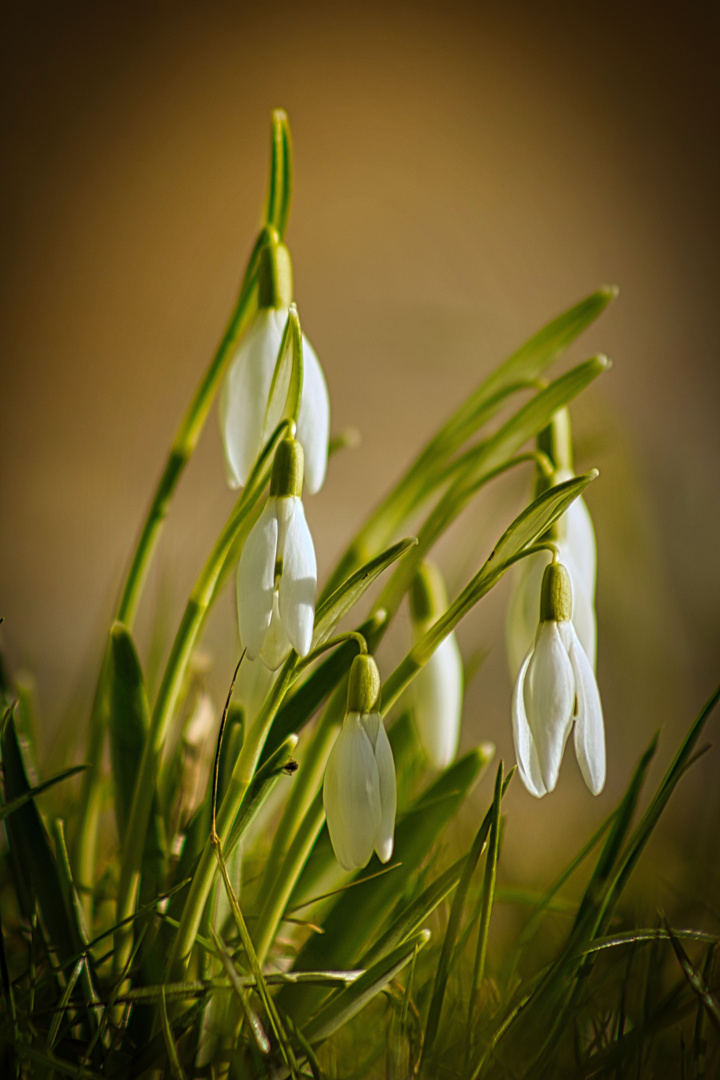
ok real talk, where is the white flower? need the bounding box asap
[410,562,464,769]
[506,471,597,679]
[323,655,397,871]
[220,307,330,494]
[236,437,317,670]
[512,562,605,798]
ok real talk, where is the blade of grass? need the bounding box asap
[464,762,503,1068]
[423,765,510,1061]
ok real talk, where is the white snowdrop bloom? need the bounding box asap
[219,243,329,494]
[410,562,464,769]
[323,655,397,871]
[236,438,317,670]
[512,561,605,798]
[506,470,597,680]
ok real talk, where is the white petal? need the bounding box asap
[511,650,547,798]
[568,572,597,671]
[413,633,463,768]
[258,592,292,670]
[219,310,285,489]
[566,495,597,596]
[565,623,606,795]
[296,334,330,495]
[373,727,397,864]
[524,621,575,792]
[323,713,381,871]
[362,713,397,863]
[236,501,277,660]
[278,499,317,657]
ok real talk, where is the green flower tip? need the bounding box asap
[270,436,304,498]
[347,654,381,714]
[540,561,572,623]
[258,240,294,310]
[410,561,448,626]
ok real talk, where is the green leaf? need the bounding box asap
[452,287,616,438]
[376,357,608,618]
[359,856,467,969]
[303,930,431,1044]
[323,289,615,599]
[261,611,384,765]
[1,710,87,968]
[210,927,271,1055]
[265,109,293,238]
[313,537,417,648]
[424,764,510,1059]
[226,733,299,854]
[108,622,150,842]
[159,986,189,1080]
[0,764,86,822]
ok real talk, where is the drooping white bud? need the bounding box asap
[236,438,317,669]
[409,562,464,769]
[323,655,397,871]
[219,242,330,494]
[511,562,605,797]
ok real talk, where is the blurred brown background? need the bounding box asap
[2,1,719,895]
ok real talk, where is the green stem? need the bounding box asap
[74,228,269,896]
[253,791,326,966]
[114,432,282,969]
[254,686,344,927]
[166,656,299,978]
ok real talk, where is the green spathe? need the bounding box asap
[540,561,572,623]
[347,654,381,714]
[270,436,304,498]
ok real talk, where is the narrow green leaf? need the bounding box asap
[159,986,189,1080]
[323,288,615,599]
[0,764,86,822]
[1,711,86,968]
[424,765,510,1058]
[108,622,150,842]
[465,762,504,1061]
[304,930,431,1044]
[262,611,384,764]
[226,733,299,855]
[265,109,292,238]
[214,844,301,1077]
[661,915,720,1033]
[46,957,85,1051]
[360,856,467,969]
[313,536,417,647]
[210,927,271,1055]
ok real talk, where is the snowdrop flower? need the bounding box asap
[236,436,317,670]
[507,408,597,679]
[220,241,330,494]
[512,561,605,798]
[409,562,464,769]
[323,654,397,871]
[506,478,596,678]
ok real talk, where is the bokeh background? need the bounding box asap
[2,1,719,904]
